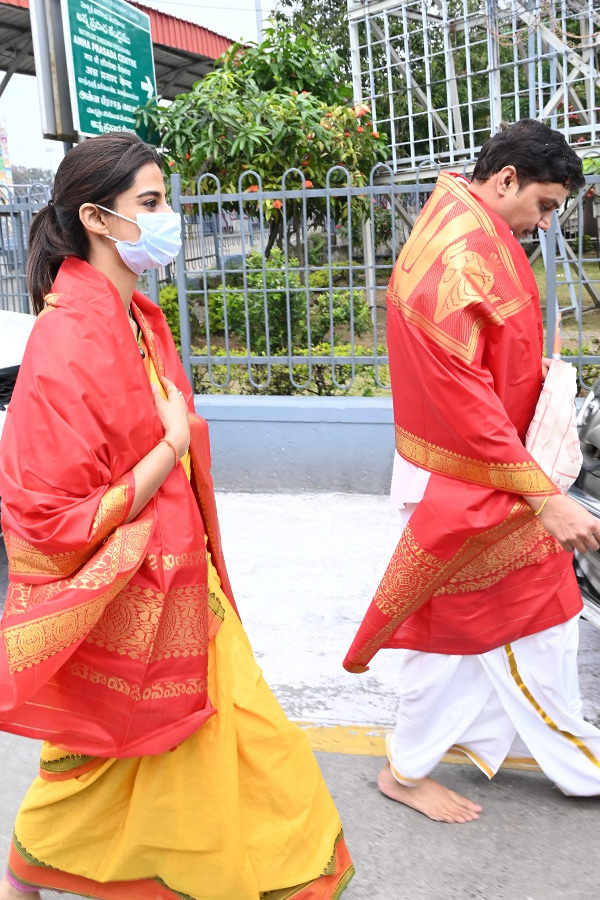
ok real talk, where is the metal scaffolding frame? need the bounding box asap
[348,0,600,172]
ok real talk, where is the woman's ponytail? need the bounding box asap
[26,203,85,313]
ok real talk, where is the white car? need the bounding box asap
[0,310,36,440]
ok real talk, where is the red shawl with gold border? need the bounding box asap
[344,173,582,672]
[0,257,236,756]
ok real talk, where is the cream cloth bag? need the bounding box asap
[525,359,582,493]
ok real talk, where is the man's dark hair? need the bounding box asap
[472,119,585,194]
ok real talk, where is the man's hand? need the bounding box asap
[541,356,552,380]
[532,492,600,554]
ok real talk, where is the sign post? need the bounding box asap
[61,0,156,138]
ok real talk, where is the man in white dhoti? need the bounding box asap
[344,120,600,822]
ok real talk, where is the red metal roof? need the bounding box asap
[0,0,232,60]
[131,2,232,59]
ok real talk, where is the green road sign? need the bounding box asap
[62,0,156,138]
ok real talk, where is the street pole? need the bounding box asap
[255,0,263,42]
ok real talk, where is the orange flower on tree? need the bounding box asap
[304,180,314,188]
[273,199,283,209]
[247,185,259,192]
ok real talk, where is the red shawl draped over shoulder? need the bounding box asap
[344,173,582,673]
[0,257,236,756]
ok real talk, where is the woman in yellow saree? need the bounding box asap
[0,133,353,900]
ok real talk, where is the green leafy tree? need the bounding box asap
[137,20,388,260]
[273,0,351,76]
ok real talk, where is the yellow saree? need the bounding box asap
[4,270,353,899]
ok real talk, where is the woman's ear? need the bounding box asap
[79,203,110,236]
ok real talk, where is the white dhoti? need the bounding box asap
[387,482,600,798]
[388,614,600,796]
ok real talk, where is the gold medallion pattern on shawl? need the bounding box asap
[395,425,556,495]
[374,526,446,617]
[3,594,118,673]
[352,501,535,668]
[390,172,530,364]
[86,583,209,662]
[2,519,152,672]
[65,659,207,702]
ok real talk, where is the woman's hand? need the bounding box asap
[531,492,600,554]
[151,377,190,458]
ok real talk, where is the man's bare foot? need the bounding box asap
[377,762,482,823]
[0,875,41,899]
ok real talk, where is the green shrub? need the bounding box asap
[188,253,371,351]
[159,284,181,349]
[192,343,389,396]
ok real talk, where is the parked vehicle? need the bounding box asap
[570,379,600,628]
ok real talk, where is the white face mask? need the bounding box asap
[96,204,182,276]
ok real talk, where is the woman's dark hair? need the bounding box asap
[472,119,585,195]
[27,132,161,313]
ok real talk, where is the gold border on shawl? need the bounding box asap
[132,300,165,380]
[188,415,221,574]
[395,425,556,495]
[436,517,560,595]
[3,591,123,673]
[65,659,207,702]
[353,501,535,668]
[4,532,90,578]
[4,478,131,579]
[2,517,153,672]
[146,550,205,571]
[505,643,600,770]
[91,478,130,545]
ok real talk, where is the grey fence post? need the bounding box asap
[170,173,193,387]
[362,218,376,311]
[545,213,558,357]
[211,213,221,270]
[146,269,160,304]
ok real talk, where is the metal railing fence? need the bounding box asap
[170,164,438,393]
[0,183,51,314]
[2,168,600,397]
[168,166,600,395]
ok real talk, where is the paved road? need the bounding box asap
[2,493,600,900]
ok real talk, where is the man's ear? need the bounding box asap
[495,165,519,197]
[79,203,110,236]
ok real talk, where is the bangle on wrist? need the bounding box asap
[158,437,179,468]
[534,495,550,517]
